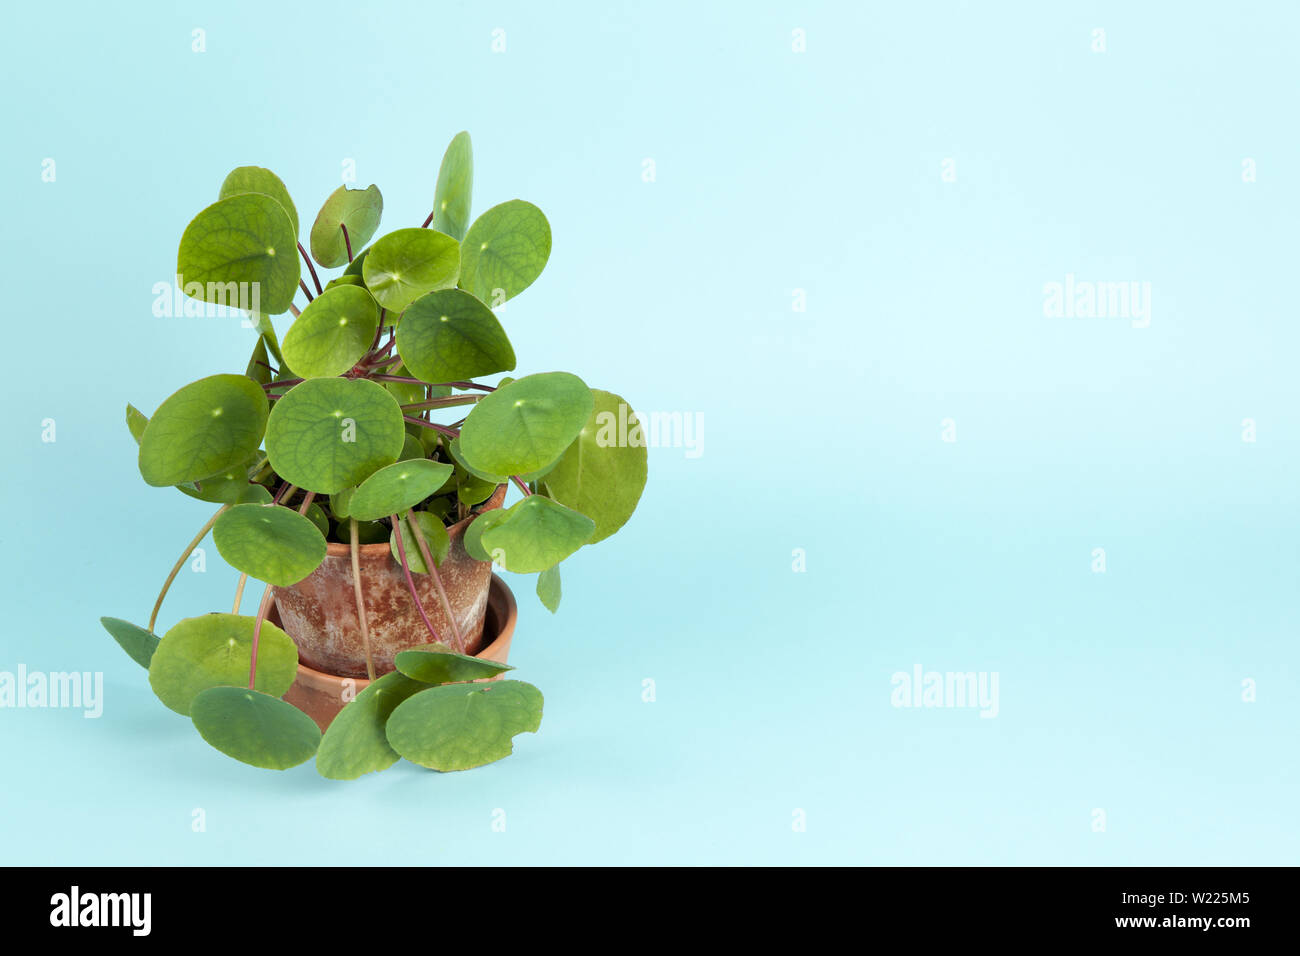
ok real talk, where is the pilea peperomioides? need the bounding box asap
[101,132,648,777]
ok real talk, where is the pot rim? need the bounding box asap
[321,482,507,557]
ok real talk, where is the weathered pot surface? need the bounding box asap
[280,574,518,731]
[272,485,506,679]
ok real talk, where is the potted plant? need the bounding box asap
[100,132,647,778]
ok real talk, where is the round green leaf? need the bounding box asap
[394,644,512,684]
[457,372,593,480]
[316,672,426,780]
[100,617,159,669]
[280,284,381,379]
[310,184,383,269]
[536,565,561,614]
[148,613,299,715]
[191,687,320,770]
[138,375,269,487]
[389,511,451,572]
[348,459,454,522]
[459,200,551,305]
[541,388,647,543]
[386,680,543,771]
[396,289,516,384]
[219,166,299,237]
[177,193,300,315]
[213,503,328,586]
[362,228,460,314]
[265,378,405,494]
[432,131,473,241]
[477,494,594,573]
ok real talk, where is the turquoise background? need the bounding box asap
[1,1,1296,865]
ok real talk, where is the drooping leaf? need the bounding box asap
[463,508,510,562]
[395,288,515,384]
[390,511,450,572]
[245,337,273,385]
[309,184,382,269]
[458,200,551,305]
[138,375,269,487]
[191,687,320,770]
[219,166,299,237]
[347,459,454,521]
[386,680,543,771]
[457,372,592,480]
[280,284,381,378]
[536,565,561,613]
[213,503,328,586]
[394,644,512,684]
[99,617,159,668]
[344,247,369,276]
[304,501,330,537]
[330,485,356,520]
[398,433,426,461]
[250,313,284,363]
[177,193,300,315]
[457,470,498,507]
[148,613,299,715]
[362,228,460,314]
[432,131,473,241]
[125,404,149,444]
[541,388,647,543]
[265,377,405,494]
[177,457,272,505]
[315,671,426,780]
[475,494,594,573]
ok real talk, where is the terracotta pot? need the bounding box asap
[279,574,517,731]
[279,573,517,731]
[272,485,507,679]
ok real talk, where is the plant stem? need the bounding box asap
[349,519,377,681]
[511,476,533,497]
[232,573,248,613]
[148,505,230,632]
[402,416,459,438]
[406,509,464,654]
[272,483,298,506]
[247,585,275,689]
[399,395,481,412]
[391,512,442,645]
[298,278,315,302]
[341,223,353,262]
[289,303,301,317]
[421,211,434,228]
[262,377,304,391]
[298,242,323,295]
[364,354,404,371]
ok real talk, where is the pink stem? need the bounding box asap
[391,513,442,644]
